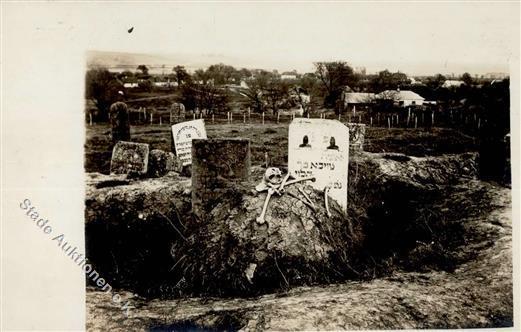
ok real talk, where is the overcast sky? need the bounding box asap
[5,2,520,75]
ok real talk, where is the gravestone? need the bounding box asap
[288,119,349,211]
[147,149,181,177]
[347,123,366,152]
[110,141,149,175]
[109,101,130,144]
[171,119,207,166]
[170,102,186,124]
[192,138,251,221]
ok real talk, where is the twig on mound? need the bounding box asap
[157,210,187,242]
[170,203,186,230]
[273,253,289,287]
[169,254,187,272]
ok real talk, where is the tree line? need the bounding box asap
[86,62,500,119]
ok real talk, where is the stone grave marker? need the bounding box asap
[147,149,181,177]
[170,102,186,124]
[347,123,366,152]
[288,118,349,211]
[109,101,130,144]
[192,138,251,221]
[110,141,149,175]
[171,119,207,166]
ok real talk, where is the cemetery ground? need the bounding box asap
[85,123,479,173]
[84,121,512,330]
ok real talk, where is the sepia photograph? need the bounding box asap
[1,1,520,331]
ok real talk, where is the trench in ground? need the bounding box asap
[85,176,486,299]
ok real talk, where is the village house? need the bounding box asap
[377,89,425,107]
[281,71,299,80]
[342,92,376,111]
[442,80,465,88]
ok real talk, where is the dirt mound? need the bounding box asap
[87,179,512,330]
[84,151,480,297]
[85,172,191,290]
[170,181,364,297]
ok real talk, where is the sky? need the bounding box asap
[5,2,521,76]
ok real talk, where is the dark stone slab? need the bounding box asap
[192,138,251,221]
[148,149,183,178]
[109,101,130,144]
[110,141,149,175]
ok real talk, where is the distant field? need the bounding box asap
[85,122,478,174]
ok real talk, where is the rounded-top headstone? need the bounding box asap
[109,101,130,144]
[192,138,251,221]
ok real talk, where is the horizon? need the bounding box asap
[87,50,510,78]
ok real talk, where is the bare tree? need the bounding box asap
[314,61,358,111]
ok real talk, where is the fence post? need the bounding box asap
[370,116,373,127]
[338,113,341,121]
[150,111,153,125]
[277,112,280,124]
[212,114,215,124]
[388,117,391,129]
[262,112,265,125]
[415,115,418,129]
[89,111,93,126]
[432,112,435,127]
[230,112,233,123]
[159,116,162,125]
[243,113,246,124]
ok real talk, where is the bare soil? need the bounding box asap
[84,122,512,331]
[86,180,511,330]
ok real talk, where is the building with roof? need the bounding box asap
[281,71,299,80]
[442,80,465,88]
[377,89,425,107]
[342,92,376,110]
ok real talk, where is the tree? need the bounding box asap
[291,86,314,117]
[173,65,191,86]
[370,70,410,92]
[206,63,237,85]
[461,72,473,86]
[180,82,230,114]
[241,71,272,113]
[85,68,124,120]
[137,65,149,76]
[314,61,359,111]
[264,78,290,114]
[426,73,446,89]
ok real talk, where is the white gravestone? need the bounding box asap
[288,118,349,211]
[171,119,207,166]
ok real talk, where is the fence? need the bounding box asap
[87,106,484,134]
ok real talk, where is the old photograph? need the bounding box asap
[2,1,519,331]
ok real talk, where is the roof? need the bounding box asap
[442,80,465,88]
[378,90,424,101]
[343,92,375,104]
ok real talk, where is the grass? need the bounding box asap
[85,121,478,174]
